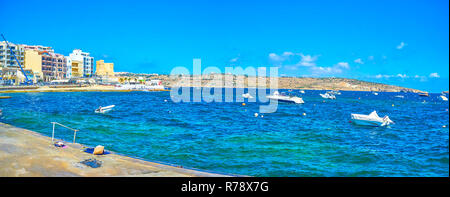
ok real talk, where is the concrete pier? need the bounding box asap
[0,123,228,177]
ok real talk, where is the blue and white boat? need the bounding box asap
[351,111,394,127]
[320,93,336,99]
[327,90,341,95]
[95,105,115,113]
[267,91,304,104]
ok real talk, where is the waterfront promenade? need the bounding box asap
[0,123,227,177]
[0,85,168,93]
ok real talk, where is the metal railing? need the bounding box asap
[51,122,79,144]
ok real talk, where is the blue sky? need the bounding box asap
[1,0,448,92]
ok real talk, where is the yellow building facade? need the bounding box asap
[95,60,114,77]
[71,60,84,77]
[24,49,43,82]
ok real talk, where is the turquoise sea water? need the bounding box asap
[0,89,448,176]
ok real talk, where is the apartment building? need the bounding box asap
[67,49,94,78]
[0,41,31,84]
[70,60,84,77]
[23,44,67,82]
[40,51,67,81]
[0,41,25,69]
[23,49,44,82]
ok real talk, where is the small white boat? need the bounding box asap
[242,93,253,99]
[394,95,404,98]
[351,111,394,127]
[95,105,115,113]
[327,90,341,95]
[320,93,336,99]
[440,95,448,101]
[372,92,379,96]
[267,91,304,104]
[299,90,305,94]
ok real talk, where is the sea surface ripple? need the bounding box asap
[0,89,448,176]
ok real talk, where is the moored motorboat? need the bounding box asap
[327,90,341,95]
[267,91,304,104]
[440,95,448,101]
[95,105,115,113]
[320,93,336,99]
[350,111,394,127]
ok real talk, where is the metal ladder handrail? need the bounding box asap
[51,122,79,144]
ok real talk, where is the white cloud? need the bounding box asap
[282,51,295,56]
[297,54,318,67]
[268,53,283,62]
[373,74,408,79]
[336,62,349,69]
[413,75,428,82]
[269,52,350,76]
[298,61,316,67]
[396,74,408,78]
[429,72,440,78]
[354,58,364,64]
[269,52,319,70]
[311,66,343,75]
[309,62,350,75]
[375,74,392,79]
[372,73,436,82]
[396,42,407,50]
[269,51,296,62]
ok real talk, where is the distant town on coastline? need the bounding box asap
[0,41,111,84]
[0,40,431,93]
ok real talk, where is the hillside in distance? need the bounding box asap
[118,73,422,92]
